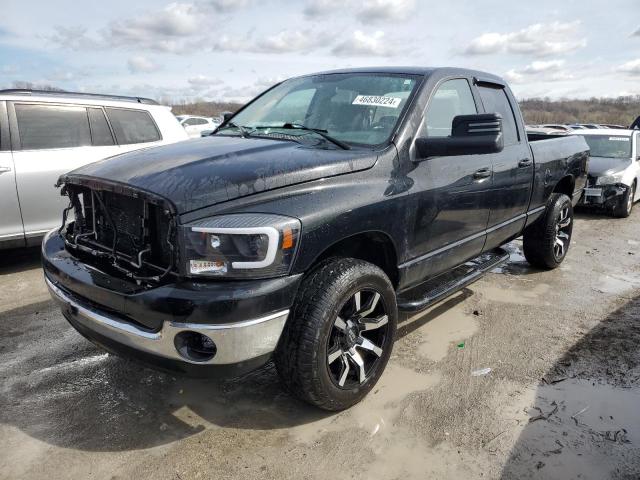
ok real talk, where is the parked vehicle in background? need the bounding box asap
[526,125,568,136]
[573,129,640,217]
[0,89,188,249]
[43,67,588,410]
[539,124,574,132]
[176,115,220,138]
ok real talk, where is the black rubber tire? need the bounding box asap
[274,258,397,411]
[613,183,635,218]
[523,193,573,269]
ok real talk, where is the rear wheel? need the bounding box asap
[523,193,573,269]
[275,258,397,411]
[613,183,635,218]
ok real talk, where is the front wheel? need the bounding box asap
[523,193,573,269]
[275,258,397,411]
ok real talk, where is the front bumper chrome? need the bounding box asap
[46,277,289,366]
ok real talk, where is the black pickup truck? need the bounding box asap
[43,67,589,410]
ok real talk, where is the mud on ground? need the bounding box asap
[0,208,639,480]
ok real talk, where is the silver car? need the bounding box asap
[0,89,189,249]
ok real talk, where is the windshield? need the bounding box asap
[220,73,421,148]
[582,135,632,159]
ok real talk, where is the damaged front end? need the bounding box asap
[57,176,178,284]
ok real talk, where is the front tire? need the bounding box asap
[275,258,397,411]
[613,183,635,218]
[523,193,573,269]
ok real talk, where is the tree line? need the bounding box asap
[170,96,640,127]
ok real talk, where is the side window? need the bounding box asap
[194,118,209,125]
[105,108,161,145]
[421,79,477,137]
[183,118,198,126]
[88,108,115,146]
[477,86,519,145]
[15,104,91,150]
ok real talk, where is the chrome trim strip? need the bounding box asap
[485,214,526,234]
[46,276,289,365]
[399,206,548,269]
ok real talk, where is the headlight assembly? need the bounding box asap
[181,214,301,279]
[595,172,624,185]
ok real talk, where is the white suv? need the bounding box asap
[0,89,189,249]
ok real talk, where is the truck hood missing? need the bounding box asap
[61,136,377,214]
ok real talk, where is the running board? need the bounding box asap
[397,248,509,312]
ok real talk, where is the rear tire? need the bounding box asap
[275,258,397,411]
[523,193,573,269]
[613,183,635,218]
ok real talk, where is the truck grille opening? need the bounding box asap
[60,184,177,283]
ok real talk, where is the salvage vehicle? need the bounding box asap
[0,90,188,249]
[43,67,589,410]
[573,129,640,217]
[176,115,221,138]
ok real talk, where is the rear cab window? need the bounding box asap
[105,108,161,145]
[477,85,520,145]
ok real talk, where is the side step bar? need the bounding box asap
[397,248,509,312]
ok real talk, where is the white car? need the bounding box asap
[573,128,640,217]
[0,89,188,249]
[176,115,220,138]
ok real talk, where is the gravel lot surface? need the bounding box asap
[1,209,639,480]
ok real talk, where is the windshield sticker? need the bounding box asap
[352,95,402,108]
[609,137,630,141]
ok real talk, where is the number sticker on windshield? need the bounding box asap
[609,137,630,142]
[352,95,402,108]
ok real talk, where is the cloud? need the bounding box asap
[253,30,329,53]
[208,0,251,12]
[504,59,573,84]
[464,21,586,57]
[187,75,224,87]
[332,30,392,56]
[357,0,416,22]
[617,59,640,75]
[127,56,161,73]
[632,27,640,37]
[210,29,329,54]
[303,0,342,18]
[49,26,98,50]
[106,2,202,52]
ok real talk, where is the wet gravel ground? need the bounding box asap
[1,208,639,480]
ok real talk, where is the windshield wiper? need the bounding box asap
[217,121,251,138]
[280,123,351,150]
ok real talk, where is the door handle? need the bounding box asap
[518,158,533,168]
[473,167,492,180]
[0,166,11,174]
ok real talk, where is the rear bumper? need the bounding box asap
[43,230,302,377]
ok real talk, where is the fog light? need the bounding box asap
[174,331,217,362]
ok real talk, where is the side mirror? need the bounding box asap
[222,111,234,123]
[416,113,504,159]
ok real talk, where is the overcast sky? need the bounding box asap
[1,0,639,103]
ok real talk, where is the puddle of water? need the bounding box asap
[505,379,640,479]
[492,241,529,274]
[289,364,441,443]
[476,283,550,305]
[595,274,640,295]
[409,302,478,362]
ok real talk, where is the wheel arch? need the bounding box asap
[303,231,400,288]
[553,175,575,199]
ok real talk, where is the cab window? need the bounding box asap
[421,79,477,137]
